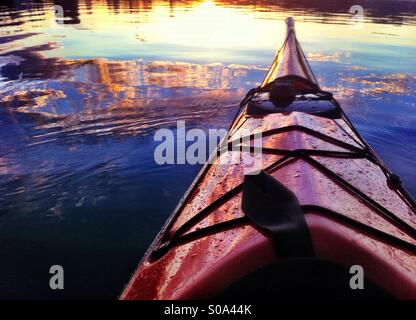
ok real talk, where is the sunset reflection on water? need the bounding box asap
[0,0,415,299]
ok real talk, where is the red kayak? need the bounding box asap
[121,17,416,300]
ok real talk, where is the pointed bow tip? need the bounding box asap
[285,17,295,27]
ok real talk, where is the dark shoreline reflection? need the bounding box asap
[1,0,416,25]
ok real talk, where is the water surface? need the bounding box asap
[0,0,415,299]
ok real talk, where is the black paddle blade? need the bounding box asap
[242,170,314,258]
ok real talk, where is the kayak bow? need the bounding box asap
[121,17,416,300]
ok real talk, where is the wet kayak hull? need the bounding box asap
[120,18,416,300]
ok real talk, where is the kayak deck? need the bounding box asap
[121,109,416,299]
[120,18,416,300]
[262,17,317,86]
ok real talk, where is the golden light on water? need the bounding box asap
[1,0,415,137]
[2,0,412,61]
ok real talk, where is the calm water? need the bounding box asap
[0,0,415,299]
